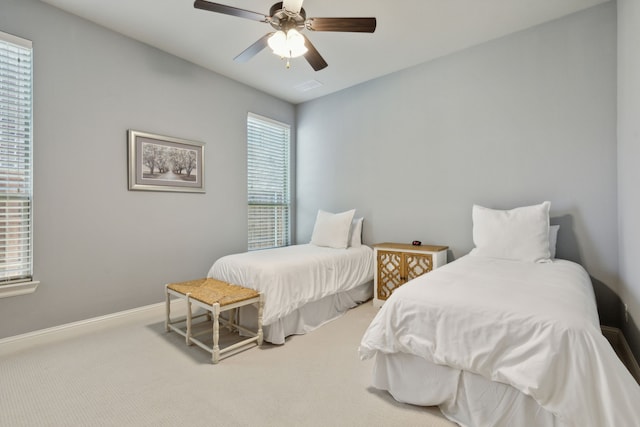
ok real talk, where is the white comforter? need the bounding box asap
[208,244,374,326]
[359,255,640,427]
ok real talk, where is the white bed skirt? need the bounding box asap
[235,281,372,345]
[373,352,557,427]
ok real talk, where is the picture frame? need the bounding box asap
[128,130,205,193]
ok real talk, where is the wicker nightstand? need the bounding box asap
[373,243,448,307]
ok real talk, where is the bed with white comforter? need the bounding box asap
[359,254,640,426]
[208,243,374,344]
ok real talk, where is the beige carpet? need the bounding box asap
[0,302,454,427]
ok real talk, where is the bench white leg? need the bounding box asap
[212,303,221,364]
[227,308,237,332]
[257,294,264,346]
[164,284,170,333]
[186,293,193,346]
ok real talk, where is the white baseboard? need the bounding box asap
[602,325,640,384]
[0,299,186,356]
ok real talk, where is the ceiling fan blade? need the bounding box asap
[194,0,268,22]
[303,36,328,71]
[306,17,377,33]
[283,0,304,14]
[234,33,272,63]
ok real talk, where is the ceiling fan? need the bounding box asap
[193,0,377,71]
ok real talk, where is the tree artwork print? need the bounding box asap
[142,142,198,182]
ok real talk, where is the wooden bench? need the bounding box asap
[165,278,263,364]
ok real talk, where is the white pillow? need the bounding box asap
[549,224,559,259]
[310,209,356,249]
[470,201,551,263]
[349,217,364,248]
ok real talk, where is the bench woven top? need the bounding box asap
[167,278,259,306]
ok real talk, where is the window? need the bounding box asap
[0,31,33,287]
[247,113,291,250]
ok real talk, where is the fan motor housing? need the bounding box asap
[269,2,306,32]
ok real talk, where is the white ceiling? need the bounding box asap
[39,0,609,104]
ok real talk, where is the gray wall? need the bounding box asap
[297,4,619,304]
[0,0,628,345]
[0,0,295,338]
[618,0,640,357]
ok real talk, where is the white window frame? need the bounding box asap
[0,30,38,298]
[247,113,291,250]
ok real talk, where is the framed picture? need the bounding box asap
[128,130,205,193]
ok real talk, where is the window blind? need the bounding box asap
[0,31,33,284]
[247,113,290,250]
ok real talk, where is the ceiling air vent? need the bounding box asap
[294,80,323,92]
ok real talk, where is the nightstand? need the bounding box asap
[373,243,448,307]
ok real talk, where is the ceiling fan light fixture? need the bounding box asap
[268,29,307,59]
[194,0,376,71]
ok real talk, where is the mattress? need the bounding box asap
[372,352,557,426]
[228,281,372,345]
[359,255,640,427]
[208,243,374,327]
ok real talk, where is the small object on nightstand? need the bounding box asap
[412,240,422,246]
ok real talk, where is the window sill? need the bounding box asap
[0,281,40,299]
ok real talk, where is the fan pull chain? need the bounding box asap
[277,51,295,69]
[285,49,293,69]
